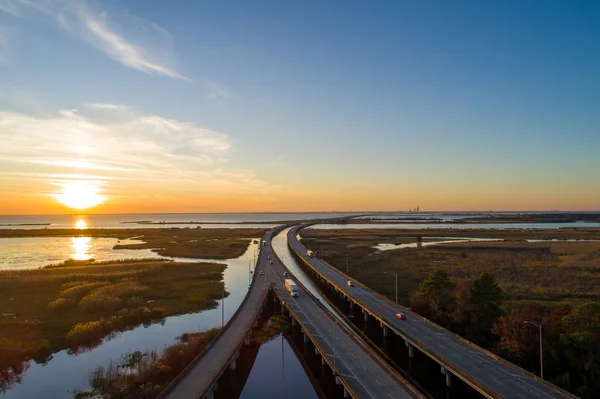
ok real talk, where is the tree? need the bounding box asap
[467,272,504,345]
[419,269,456,316]
[451,279,472,330]
[561,302,600,388]
[492,305,543,367]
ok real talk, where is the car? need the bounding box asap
[268,255,272,260]
[283,272,289,277]
[396,313,406,320]
[270,260,274,265]
[347,281,354,287]
[259,271,264,275]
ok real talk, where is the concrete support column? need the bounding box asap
[303,330,309,343]
[383,325,388,338]
[321,356,326,366]
[230,357,237,371]
[343,387,350,398]
[335,376,342,385]
[441,366,452,387]
[349,301,354,309]
[363,310,369,323]
[405,341,416,358]
[291,317,297,327]
[315,347,320,355]
[244,335,251,346]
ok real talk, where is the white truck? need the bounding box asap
[306,250,315,257]
[284,279,299,297]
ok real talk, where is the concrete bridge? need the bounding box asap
[287,224,578,399]
[162,227,423,399]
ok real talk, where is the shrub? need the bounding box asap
[126,296,145,308]
[47,297,75,311]
[78,282,149,313]
[60,282,110,299]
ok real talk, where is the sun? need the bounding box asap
[55,181,105,210]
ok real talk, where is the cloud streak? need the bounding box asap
[0,105,276,208]
[82,11,188,80]
[7,0,188,80]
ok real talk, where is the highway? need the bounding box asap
[288,225,577,399]
[163,228,423,399]
[264,231,423,399]
[161,233,273,399]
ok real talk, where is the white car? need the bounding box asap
[347,281,354,287]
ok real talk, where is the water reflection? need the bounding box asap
[74,219,87,230]
[71,237,92,260]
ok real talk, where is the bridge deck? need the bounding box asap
[267,243,423,399]
[288,226,577,399]
[161,245,270,399]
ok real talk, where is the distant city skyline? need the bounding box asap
[1,0,599,214]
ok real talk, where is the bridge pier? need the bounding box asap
[303,330,309,344]
[343,387,350,398]
[315,347,320,355]
[321,356,327,366]
[363,310,369,323]
[244,334,251,346]
[382,325,388,338]
[291,317,297,327]
[441,366,453,387]
[405,340,416,358]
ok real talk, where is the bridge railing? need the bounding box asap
[271,231,425,399]
[159,231,273,399]
[289,225,578,399]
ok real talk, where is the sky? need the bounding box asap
[0,0,599,214]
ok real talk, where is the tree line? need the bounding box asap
[410,270,600,398]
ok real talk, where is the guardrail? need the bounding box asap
[271,229,425,399]
[159,232,273,399]
[288,225,578,399]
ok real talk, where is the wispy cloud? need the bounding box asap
[0,105,276,205]
[82,11,188,80]
[0,1,20,17]
[206,81,232,100]
[5,0,188,80]
[85,102,127,110]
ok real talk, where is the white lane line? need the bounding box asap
[294,239,560,398]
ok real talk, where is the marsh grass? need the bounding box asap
[0,260,226,391]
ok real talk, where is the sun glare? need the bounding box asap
[55,181,105,210]
[71,237,92,261]
[75,219,88,229]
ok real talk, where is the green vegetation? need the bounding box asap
[0,227,266,259]
[302,228,600,397]
[74,328,221,399]
[0,260,226,393]
[75,314,288,398]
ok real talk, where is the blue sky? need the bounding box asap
[0,0,599,213]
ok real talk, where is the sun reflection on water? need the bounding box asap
[75,219,87,229]
[71,237,92,261]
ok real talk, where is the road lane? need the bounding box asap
[288,225,577,399]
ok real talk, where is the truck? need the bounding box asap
[285,279,299,297]
[306,250,315,257]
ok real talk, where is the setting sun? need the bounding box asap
[55,181,105,210]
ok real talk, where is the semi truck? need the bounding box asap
[285,279,298,297]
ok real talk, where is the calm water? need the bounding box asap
[0,212,363,230]
[316,221,600,229]
[1,240,261,398]
[239,334,318,399]
[373,237,504,252]
[0,237,166,270]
